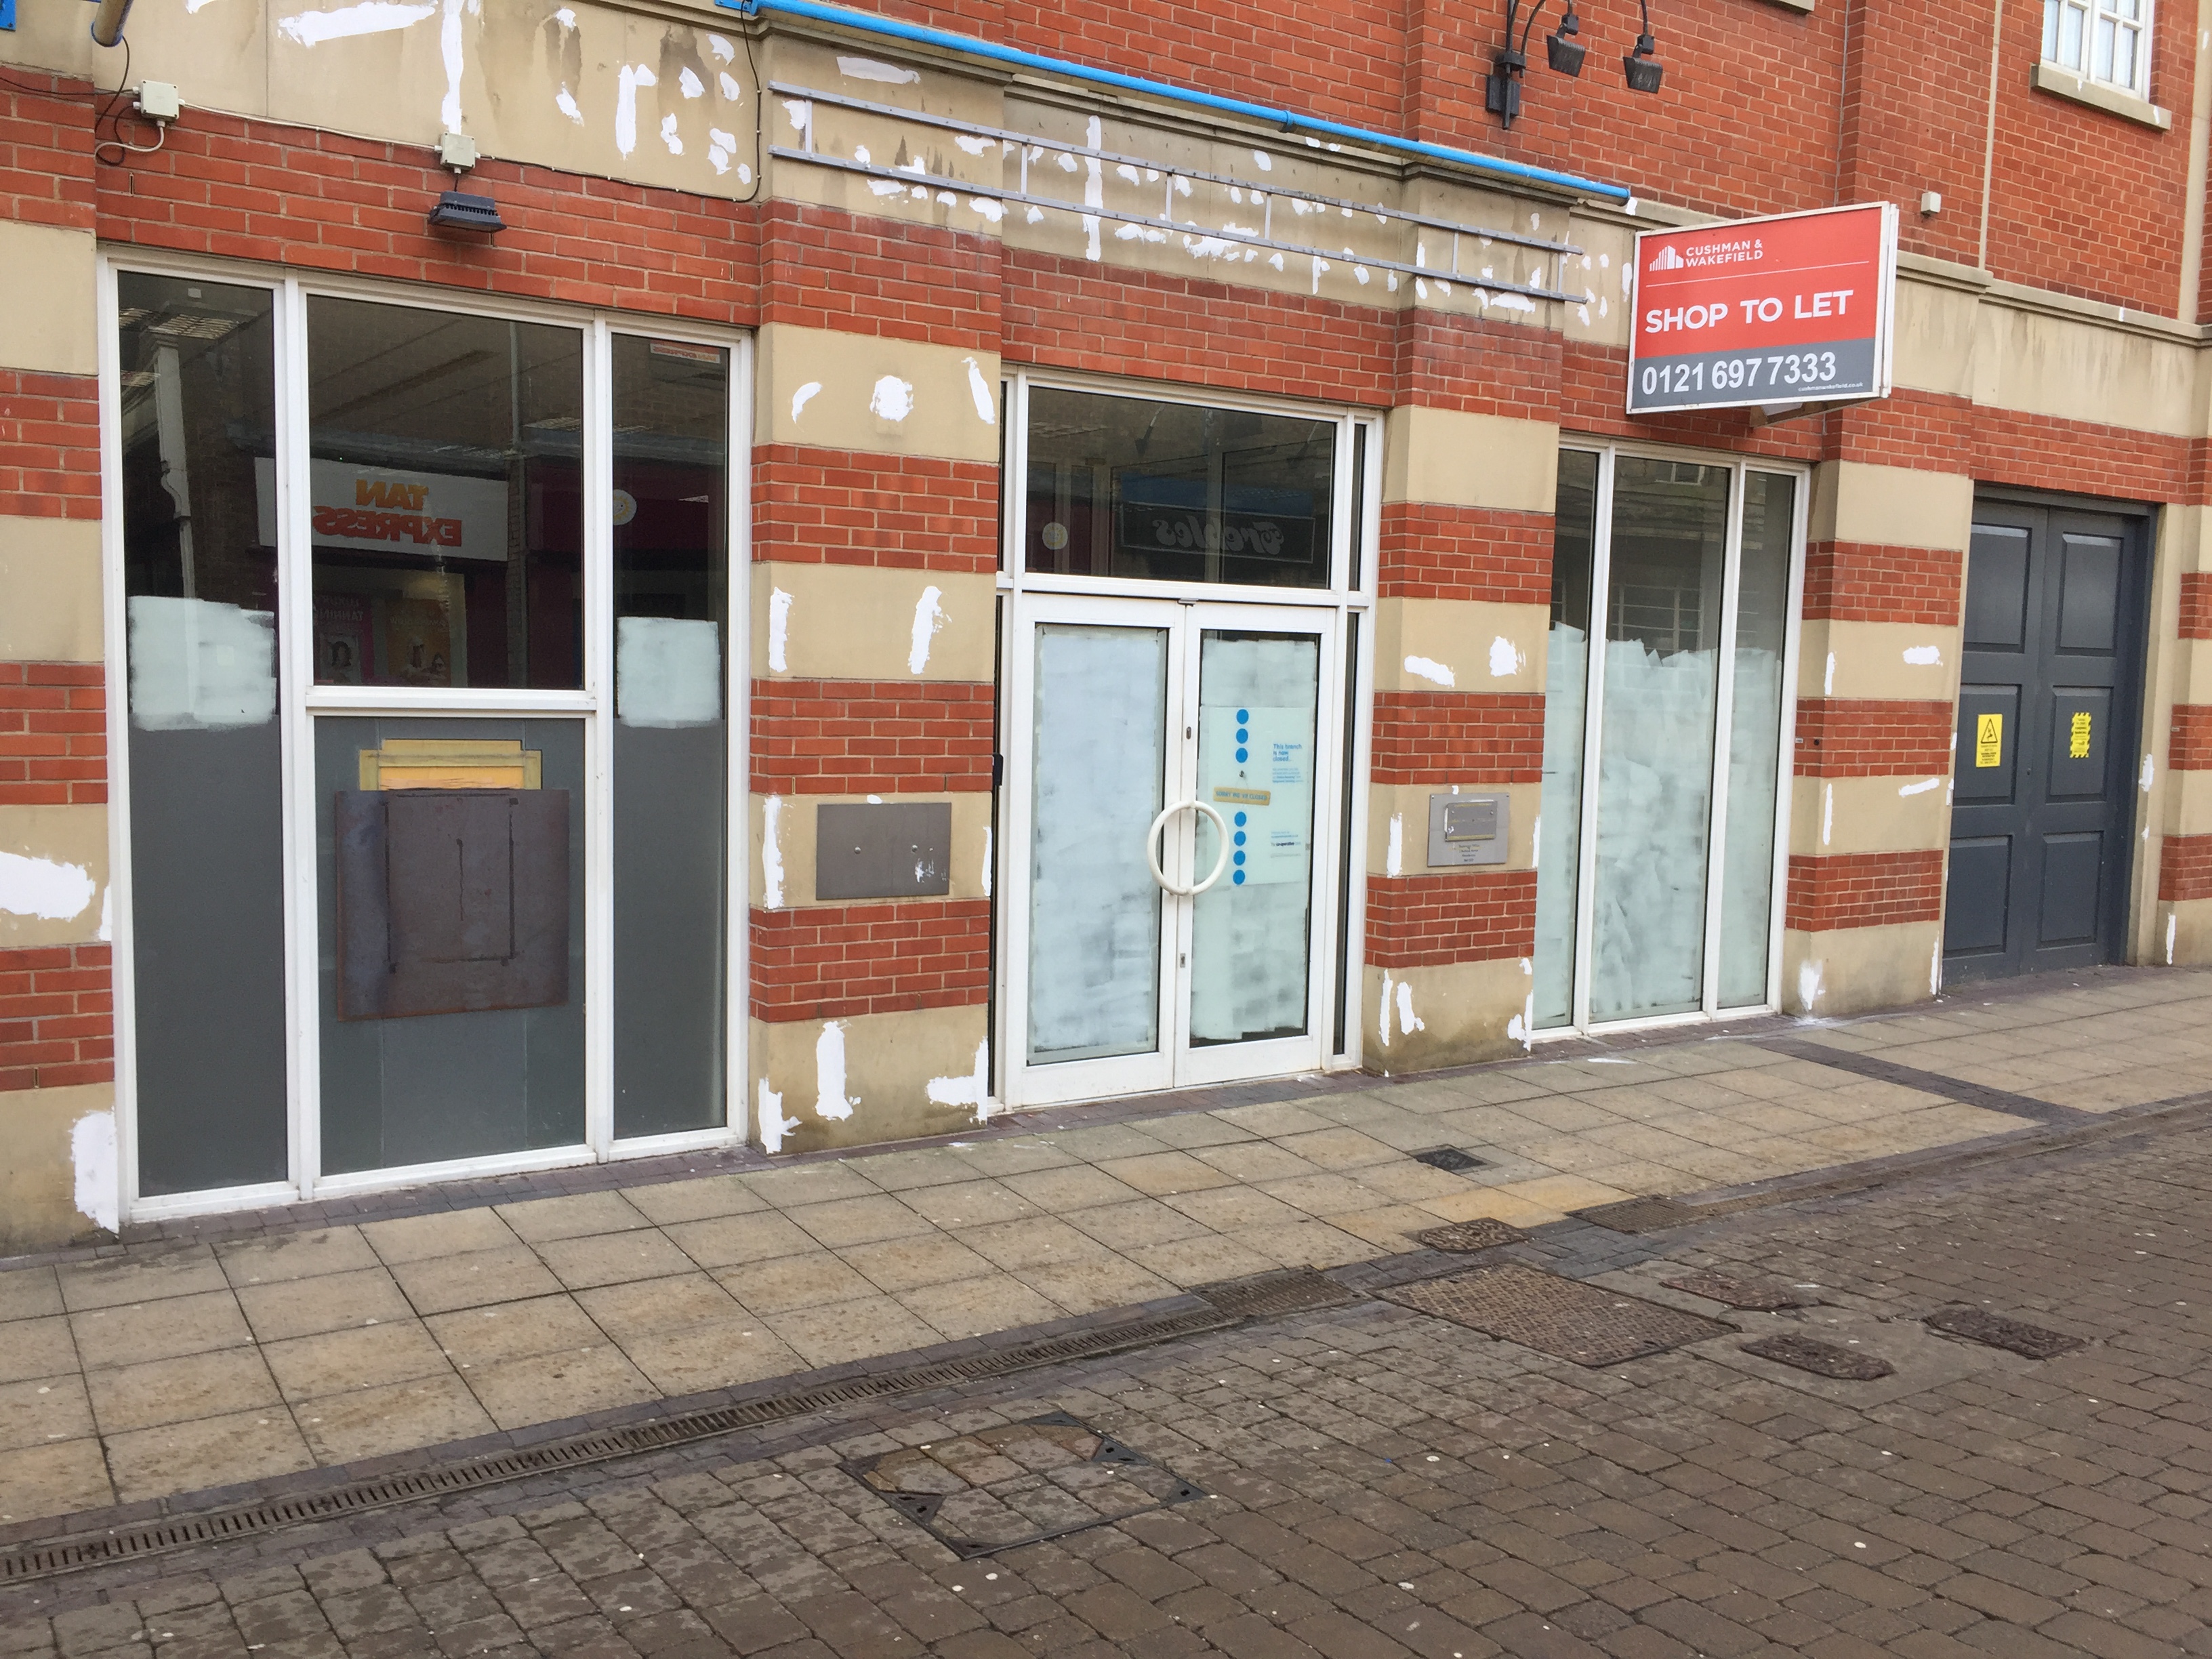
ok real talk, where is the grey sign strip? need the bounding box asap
[1759,1038,2095,1124]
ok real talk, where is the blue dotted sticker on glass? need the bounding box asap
[1233,811,1248,826]
[1232,870,1246,884]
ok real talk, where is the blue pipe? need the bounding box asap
[718,0,1632,203]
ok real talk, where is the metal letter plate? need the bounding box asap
[1427,792,1509,867]
[815,802,953,901]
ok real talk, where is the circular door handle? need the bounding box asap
[1145,798,1232,896]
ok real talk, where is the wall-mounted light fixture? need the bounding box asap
[1547,1,1587,75]
[1623,0,1664,91]
[428,131,505,232]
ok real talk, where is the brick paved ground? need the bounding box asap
[3,1068,2208,1657]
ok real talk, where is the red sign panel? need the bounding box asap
[1627,202,1897,416]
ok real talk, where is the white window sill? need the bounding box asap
[2032,62,2173,129]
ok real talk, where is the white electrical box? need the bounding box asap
[136,81,181,121]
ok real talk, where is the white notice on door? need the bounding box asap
[1202,704,1311,886]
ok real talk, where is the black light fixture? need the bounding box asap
[1484,0,1551,127]
[428,131,505,233]
[1624,0,1664,91]
[1547,0,1586,76]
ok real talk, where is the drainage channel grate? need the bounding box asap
[1664,1271,1820,1311]
[1924,1305,2087,1359]
[1382,1263,1732,1368]
[4,1281,1350,1586]
[844,1411,1204,1559]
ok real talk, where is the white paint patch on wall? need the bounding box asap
[1377,970,1393,1048]
[1898,776,1942,796]
[789,381,821,424]
[926,1040,989,1115]
[616,64,658,157]
[1797,957,1823,1010]
[1385,813,1403,878]
[678,66,704,98]
[1083,116,1104,260]
[908,586,945,674]
[761,796,786,907]
[757,1077,797,1153]
[2142,753,2156,791]
[556,89,582,124]
[72,1111,118,1234]
[1824,651,1836,696]
[838,55,918,82]
[814,1022,858,1120]
[277,0,433,47]
[1488,636,1523,678]
[1902,644,1943,665]
[869,375,915,422]
[439,0,471,134]
[962,357,996,424]
[1402,655,1455,687]
[980,825,993,898]
[0,851,98,922]
[2168,910,2178,965]
[766,586,793,672]
[1395,979,1425,1037]
[1930,939,1942,996]
[1822,783,1834,846]
[661,113,682,155]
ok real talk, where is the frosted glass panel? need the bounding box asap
[1190,632,1318,1046]
[1587,459,1727,1021]
[1717,473,1794,1007]
[1028,625,1168,1063]
[1534,450,1598,1028]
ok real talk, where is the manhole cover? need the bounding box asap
[1574,1196,1698,1233]
[1664,1271,1818,1311]
[1742,1334,1893,1380]
[844,1412,1202,1558]
[1382,1263,1731,1368]
[1415,1218,1526,1252]
[1923,1306,2086,1359]
[1412,1147,1486,1172]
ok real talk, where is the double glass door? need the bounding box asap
[1002,596,1340,1106]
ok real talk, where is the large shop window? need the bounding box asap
[1532,448,1801,1031]
[112,270,742,1210]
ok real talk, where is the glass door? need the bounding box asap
[1534,449,1802,1032]
[1002,594,1338,1107]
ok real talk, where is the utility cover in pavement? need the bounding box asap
[1412,1147,1486,1172]
[1742,1333,1895,1380]
[1923,1305,2087,1359]
[844,1412,1203,1559]
[1574,1195,1698,1233]
[1382,1263,1732,1367]
[1414,1218,1527,1252]
[1664,1271,1820,1310]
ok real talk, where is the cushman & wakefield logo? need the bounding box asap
[1650,237,1765,272]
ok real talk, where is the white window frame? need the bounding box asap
[98,251,753,1223]
[2043,0,2153,100]
[1534,438,1809,1040]
[996,368,1380,1089]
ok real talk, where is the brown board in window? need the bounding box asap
[336,788,569,1019]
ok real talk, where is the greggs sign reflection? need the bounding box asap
[1627,202,1897,416]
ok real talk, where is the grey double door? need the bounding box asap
[1944,500,2146,982]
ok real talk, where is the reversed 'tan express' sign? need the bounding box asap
[1627,202,1897,416]
[255,459,510,561]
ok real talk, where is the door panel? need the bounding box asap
[1946,504,2144,983]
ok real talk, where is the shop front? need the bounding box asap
[108,265,747,1215]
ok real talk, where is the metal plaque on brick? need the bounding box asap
[1627,202,1896,415]
[1427,793,1508,867]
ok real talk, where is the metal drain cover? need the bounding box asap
[1574,1196,1698,1233]
[1924,1306,2086,1359]
[845,1412,1202,1559]
[1742,1334,1894,1380]
[1664,1271,1818,1311]
[1382,1263,1731,1368]
[1412,1147,1486,1172]
[1415,1218,1527,1253]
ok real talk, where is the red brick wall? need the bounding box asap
[1785,850,1948,933]
[1793,699,1957,778]
[750,680,994,795]
[750,899,992,1019]
[2179,573,2212,640]
[760,201,999,348]
[2161,833,2212,902]
[1370,692,1545,785]
[754,447,998,574]
[0,663,105,806]
[1367,870,1538,968]
[0,944,113,1092]
[0,370,100,521]
[2172,703,2212,772]
[1375,506,1552,603]
[1803,542,1964,626]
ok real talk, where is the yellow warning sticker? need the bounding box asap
[2068,710,2092,760]
[1975,712,2003,768]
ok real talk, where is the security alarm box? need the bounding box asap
[1427,792,1509,867]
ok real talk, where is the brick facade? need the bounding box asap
[0,662,105,806]
[0,944,114,1093]
[1367,870,1538,968]
[1793,699,1957,779]
[1785,850,1948,934]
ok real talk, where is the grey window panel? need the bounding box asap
[2057,536,2121,653]
[815,802,953,900]
[1944,837,2012,956]
[337,789,570,1019]
[1963,527,2030,650]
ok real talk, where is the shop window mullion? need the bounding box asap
[1569,449,1615,1032]
[1701,464,1749,1015]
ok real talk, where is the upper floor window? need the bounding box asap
[2045,0,2151,100]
